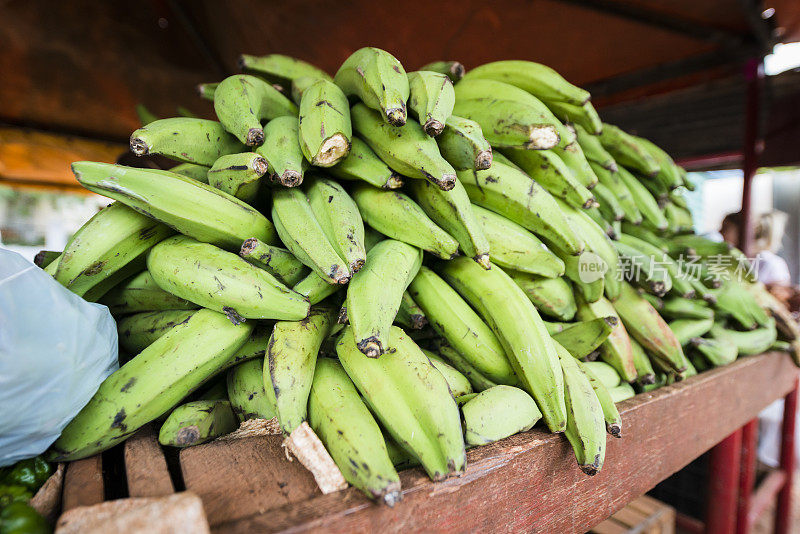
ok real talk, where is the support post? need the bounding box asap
[707,429,744,534]
[775,377,799,534]
[739,57,762,256]
[736,419,758,534]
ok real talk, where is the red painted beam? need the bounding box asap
[675,151,742,171]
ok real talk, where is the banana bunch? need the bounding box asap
[460,386,540,446]
[49,310,253,461]
[227,359,276,422]
[265,308,335,434]
[308,358,401,505]
[337,326,466,481]
[52,201,174,299]
[440,257,567,432]
[41,47,800,500]
[159,400,238,448]
[213,74,297,146]
[423,351,474,397]
[345,239,422,357]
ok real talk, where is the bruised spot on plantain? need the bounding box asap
[176,425,201,446]
[82,261,106,276]
[223,307,246,325]
[111,409,127,432]
[138,225,161,240]
[120,377,136,393]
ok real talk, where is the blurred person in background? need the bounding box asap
[720,210,792,289]
[721,210,800,467]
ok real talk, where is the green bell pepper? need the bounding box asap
[0,459,51,493]
[0,486,33,510]
[0,503,50,534]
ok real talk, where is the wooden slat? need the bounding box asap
[124,424,175,498]
[747,468,788,527]
[627,495,662,516]
[180,435,320,526]
[212,352,798,533]
[675,512,704,534]
[592,519,630,534]
[611,505,650,527]
[61,455,104,512]
[0,127,125,187]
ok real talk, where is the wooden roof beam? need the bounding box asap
[554,0,750,48]
[586,47,753,99]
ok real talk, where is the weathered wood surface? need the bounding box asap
[1,0,771,143]
[0,126,125,191]
[0,1,215,140]
[61,454,104,512]
[180,434,321,526]
[205,352,797,533]
[124,424,174,498]
[591,495,675,534]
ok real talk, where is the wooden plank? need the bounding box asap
[192,0,716,88]
[592,518,630,534]
[213,352,798,533]
[124,424,175,498]
[611,505,649,527]
[180,435,320,526]
[0,127,125,187]
[61,455,104,512]
[627,495,662,515]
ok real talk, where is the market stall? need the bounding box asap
[2,2,800,533]
[55,352,796,533]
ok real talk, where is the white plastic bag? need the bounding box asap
[0,249,118,466]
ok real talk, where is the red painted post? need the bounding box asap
[739,57,762,257]
[736,419,758,534]
[707,429,744,534]
[775,377,799,534]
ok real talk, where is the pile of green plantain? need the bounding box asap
[36,47,800,506]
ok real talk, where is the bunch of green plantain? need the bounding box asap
[38,46,799,505]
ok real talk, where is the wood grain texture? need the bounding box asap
[0,1,216,140]
[192,0,717,86]
[124,424,175,498]
[210,352,798,533]
[180,435,321,526]
[61,455,104,512]
[0,0,765,143]
[0,126,125,186]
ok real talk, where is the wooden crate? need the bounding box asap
[591,495,675,534]
[59,351,798,533]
